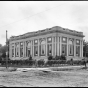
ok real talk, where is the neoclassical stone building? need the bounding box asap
[9,26,85,61]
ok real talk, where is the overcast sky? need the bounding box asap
[0,1,88,45]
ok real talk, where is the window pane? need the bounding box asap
[47,44,52,56]
[62,44,67,56]
[69,45,74,56]
[40,39,46,56]
[26,41,31,57]
[40,45,45,55]
[34,46,38,56]
[20,48,23,57]
[76,46,80,56]
[15,43,19,57]
[12,46,14,57]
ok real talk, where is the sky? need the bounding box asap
[0,1,88,45]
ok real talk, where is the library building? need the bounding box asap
[9,26,85,61]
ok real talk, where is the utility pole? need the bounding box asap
[6,30,8,69]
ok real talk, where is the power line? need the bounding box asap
[0,4,63,29]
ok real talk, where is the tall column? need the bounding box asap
[60,37,62,56]
[55,37,56,56]
[74,39,76,57]
[81,40,83,57]
[67,37,68,56]
[14,43,15,57]
[9,43,12,58]
[52,37,53,56]
[32,40,34,57]
[38,39,39,57]
[46,38,47,56]
[24,41,26,57]
[19,42,20,57]
[57,36,59,56]
[23,41,25,57]
[31,40,32,56]
[80,40,81,57]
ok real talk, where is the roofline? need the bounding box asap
[9,26,85,41]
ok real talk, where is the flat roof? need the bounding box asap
[10,26,85,41]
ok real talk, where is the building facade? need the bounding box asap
[9,26,85,61]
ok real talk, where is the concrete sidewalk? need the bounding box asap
[0,65,86,72]
[17,65,85,72]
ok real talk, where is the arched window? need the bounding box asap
[15,43,19,57]
[34,39,38,56]
[26,41,31,57]
[12,44,14,57]
[76,39,80,56]
[47,37,52,56]
[62,37,67,56]
[40,38,46,56]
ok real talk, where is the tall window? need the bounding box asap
[34,39,38,56]
[26,41,31,57]
[62,37,67,56]
[15,43,19,57]
[20,42,23,57]
[68,38,74,56]
[40,38,46,56]
[76,39,80,56]
[47,37,52,56]
[12,45,14,57]
[76,46,80,56]
[62,44,67,56]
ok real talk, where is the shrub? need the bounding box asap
[60,55,66,60]
[48,55,53,60]
[46,60,53,66]
[66,60,71,65]
[28,55,32,60]
[37,59,45,67]
[28,60,35,66]
[55,55,61,60]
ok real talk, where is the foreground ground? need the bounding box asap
[0,66,88,87]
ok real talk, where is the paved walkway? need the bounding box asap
[0,65,86,72]
[17,65,85,72]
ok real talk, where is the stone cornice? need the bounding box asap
[9,26,85,41]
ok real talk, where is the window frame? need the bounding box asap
[68,38,74,56]
[40,38,46,56]
[62,44,67,56]
[15,43,19,57]
[34,46,38,56]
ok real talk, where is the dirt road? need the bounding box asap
[0,68,88,87]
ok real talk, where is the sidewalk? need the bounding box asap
[0,65,86,72]
[17,65,85,72]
